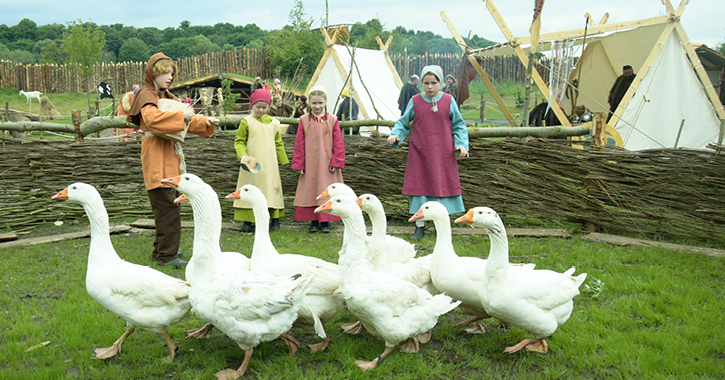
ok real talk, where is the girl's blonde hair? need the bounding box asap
[306,89,330,133]
[151,59,177,80]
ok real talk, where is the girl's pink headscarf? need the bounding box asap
[250,89,271,105]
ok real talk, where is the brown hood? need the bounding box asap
[127,52,178,126]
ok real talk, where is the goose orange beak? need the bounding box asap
[409,209,424,222]
[355,198,363,208]
[315,200,333,214]
[51,188,69,201]
[226,189,241,199]
[316,188,330,201]
[455,209,475,224]
[161,175,182,188]
[174,194,189,204]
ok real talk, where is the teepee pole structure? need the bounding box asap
[440,11,519,127]
[376,36,404,89]
[481,0,570,127]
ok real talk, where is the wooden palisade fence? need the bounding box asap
[1,50,545,95]
[1,134,723,245]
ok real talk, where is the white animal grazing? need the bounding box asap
[410,201,536,334]
[455,207,587,354]
[171,192,251,340]
[163,173,313,379]
[51,183,191,362]
[227,184,343,352]
[19,90,42,103]
[316,195,460,371]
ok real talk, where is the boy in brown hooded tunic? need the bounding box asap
[128,52,219,266]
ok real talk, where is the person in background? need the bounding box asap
[387,65,469,241]
[397,74,420,115]
[262,79,272,94]
[607,65,636,122]
[291,95,309,134]
[115,84,140,140]
[444,74,458,99]
[335,87,360,135]
[291,86,346,233]
[273,78,282,97]
[127,52,219,267]
[233,89,289,233]
[268,95,294,117]
[251,76,262,91]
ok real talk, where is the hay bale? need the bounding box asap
[40,96,64,120]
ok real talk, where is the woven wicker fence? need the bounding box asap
[1,134,723,244]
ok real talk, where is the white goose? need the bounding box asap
[315,196,460,371]
[410,201,536,334]
[162,174,312,379]
[358,193,432,291]
[456,207,587,354]
[51,183,190,362]
[227,184,343,352]
[173,193,251,339]
[318,184,416,265]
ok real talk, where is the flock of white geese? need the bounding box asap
[51,173,587,380]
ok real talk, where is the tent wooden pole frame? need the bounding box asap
[480,0,570,127]
[440,11,519,127]
[305,27,341,95]
[608,22,676,127]
[673,22,725,120]
[376,36,404,88]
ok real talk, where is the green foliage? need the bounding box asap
[266,0,324,77]
[716,39,725,55]
[157,35,221,60]
[0,44,37,64]
[40,40,65,64]
[118,37,150,62]
[219,78,241,115]
[63,20,105,79]
[63,20,106,113]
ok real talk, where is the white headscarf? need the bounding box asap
[420,65,444,82]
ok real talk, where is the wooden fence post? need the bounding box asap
[480,96,486,123]
[72,110,83,143]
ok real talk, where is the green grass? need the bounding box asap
[2,218,724,379]
[459,81,527,124]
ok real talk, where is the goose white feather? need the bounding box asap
[227,184,343,352]
[316,195,460,371]
[51,183,190,362]
[456,207,587,354]
[410,201,536,334]
[163,173,312,379]
[358,193,431,291]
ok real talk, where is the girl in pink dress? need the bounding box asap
[291,86,346,233]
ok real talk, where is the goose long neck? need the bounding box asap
[189,192,222,256]
[485,220,510,276]
[83,195,119,261]
[430,215,454,259]
[250,197,276,256]
[338,210,368,269]
[367,208,386,240]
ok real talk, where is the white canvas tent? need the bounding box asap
[459,0,725,151]
[306,27,403,134]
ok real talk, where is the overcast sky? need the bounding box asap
[2,0,723,49]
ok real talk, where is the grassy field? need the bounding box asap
[1,213,724,379]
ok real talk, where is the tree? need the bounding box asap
[266,1,323,77]
[12,18,37,41]
[63,20,106,116]
[41,40,65,63]
[716,40,725,55]
[219,78,241,115]
[118,37,150,62]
